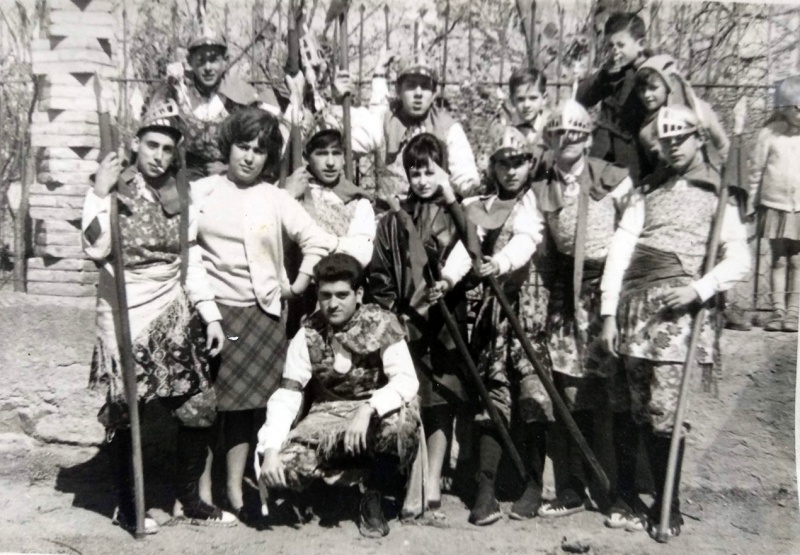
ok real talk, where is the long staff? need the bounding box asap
[407,207,528,482]
[94,76,147,539]
[337,3,354,181]
[447,197,610,493]
[656,97,748,543]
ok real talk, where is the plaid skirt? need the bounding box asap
[758,206,800,241]
[212,304,287,411]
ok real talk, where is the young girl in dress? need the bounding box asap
[748,76,800,332]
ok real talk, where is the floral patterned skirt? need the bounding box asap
[89,291,213,429]
[617,276,716,364]
[276,399,421,491]
[547,281,615,380]
[471,276,554,424]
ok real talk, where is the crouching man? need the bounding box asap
[257,253,420,538]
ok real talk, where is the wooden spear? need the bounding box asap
[94,75,147,539]
[655,97,748,543]
[338,3,354,181]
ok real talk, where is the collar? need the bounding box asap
[118,165,183,215]
[308,173,373,204]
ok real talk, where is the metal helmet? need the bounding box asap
[489,125,531,163]
[397,50,438,85]
[774,76,800,109]
[138,99,183,142]
[188,27,227,54]
[544,99,592,148]
[656,105,699,139]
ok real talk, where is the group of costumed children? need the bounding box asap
[84,9,763,544]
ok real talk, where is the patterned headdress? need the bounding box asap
[138,99,183,142]
[489,125,531,163]
[657,105,699,139]
[544,99,592,136]
[397,50,438,85]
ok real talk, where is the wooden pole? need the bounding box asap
[358,4,365,103]
[251,1,258,82]
[704,1,719,95]
[441,0,449,100]
[686,3,695,82]
[95,75,147,539]
[555,3,564,102]
[467,5,473,74]
[171,0,178,57]
[384,4,390,50]
[339,10,354,181]
[121,0,128,127]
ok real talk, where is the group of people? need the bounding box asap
[82,8,800,543]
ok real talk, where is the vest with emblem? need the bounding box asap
[303,304,406,401]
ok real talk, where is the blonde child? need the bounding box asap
[748,76,800,332]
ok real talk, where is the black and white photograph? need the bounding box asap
[0,0,797,553]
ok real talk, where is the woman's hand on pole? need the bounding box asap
[94,153,122,198]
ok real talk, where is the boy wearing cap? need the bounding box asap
[464,126,552,525]
[82,100,236,532]
[600,105,750,538]
[147,28,281,182]
[368,51,480,199]
[534,99,636,523]
[576,12,650,183]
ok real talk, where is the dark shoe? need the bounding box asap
[468,476,502,526]
[180,499,237,527]
[359,490,389,538]
[231,504,264,526]
[604,498,646,532]
[724,308,752,331]
[509,480,542,520]
[538,491,586,519]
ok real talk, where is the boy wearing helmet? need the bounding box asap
[82,101,235,532]
[147,28,281,182]
[534,99,638,525]
[600,105,750,538]
[463,126,553,525]
[369,50,480,200]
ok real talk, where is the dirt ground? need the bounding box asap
[0,292,798,555]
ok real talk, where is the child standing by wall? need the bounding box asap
[601,106,750,538]
[748,76,800,332]
[507,67,550,156]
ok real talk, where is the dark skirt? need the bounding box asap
[212,304,288,411]
[758,206,800,241]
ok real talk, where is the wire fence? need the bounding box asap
[1,0,799,307]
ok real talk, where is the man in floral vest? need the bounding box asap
[257,253,420,538]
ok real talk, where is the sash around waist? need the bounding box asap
[622,244,691,294]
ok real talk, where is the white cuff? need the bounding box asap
[691,277,717,303]
[196,300,222,324]
[369,389,403,417]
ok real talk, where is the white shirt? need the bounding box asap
[463,188,544,275]
[600,185,751,317]
[256,326,419,454]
